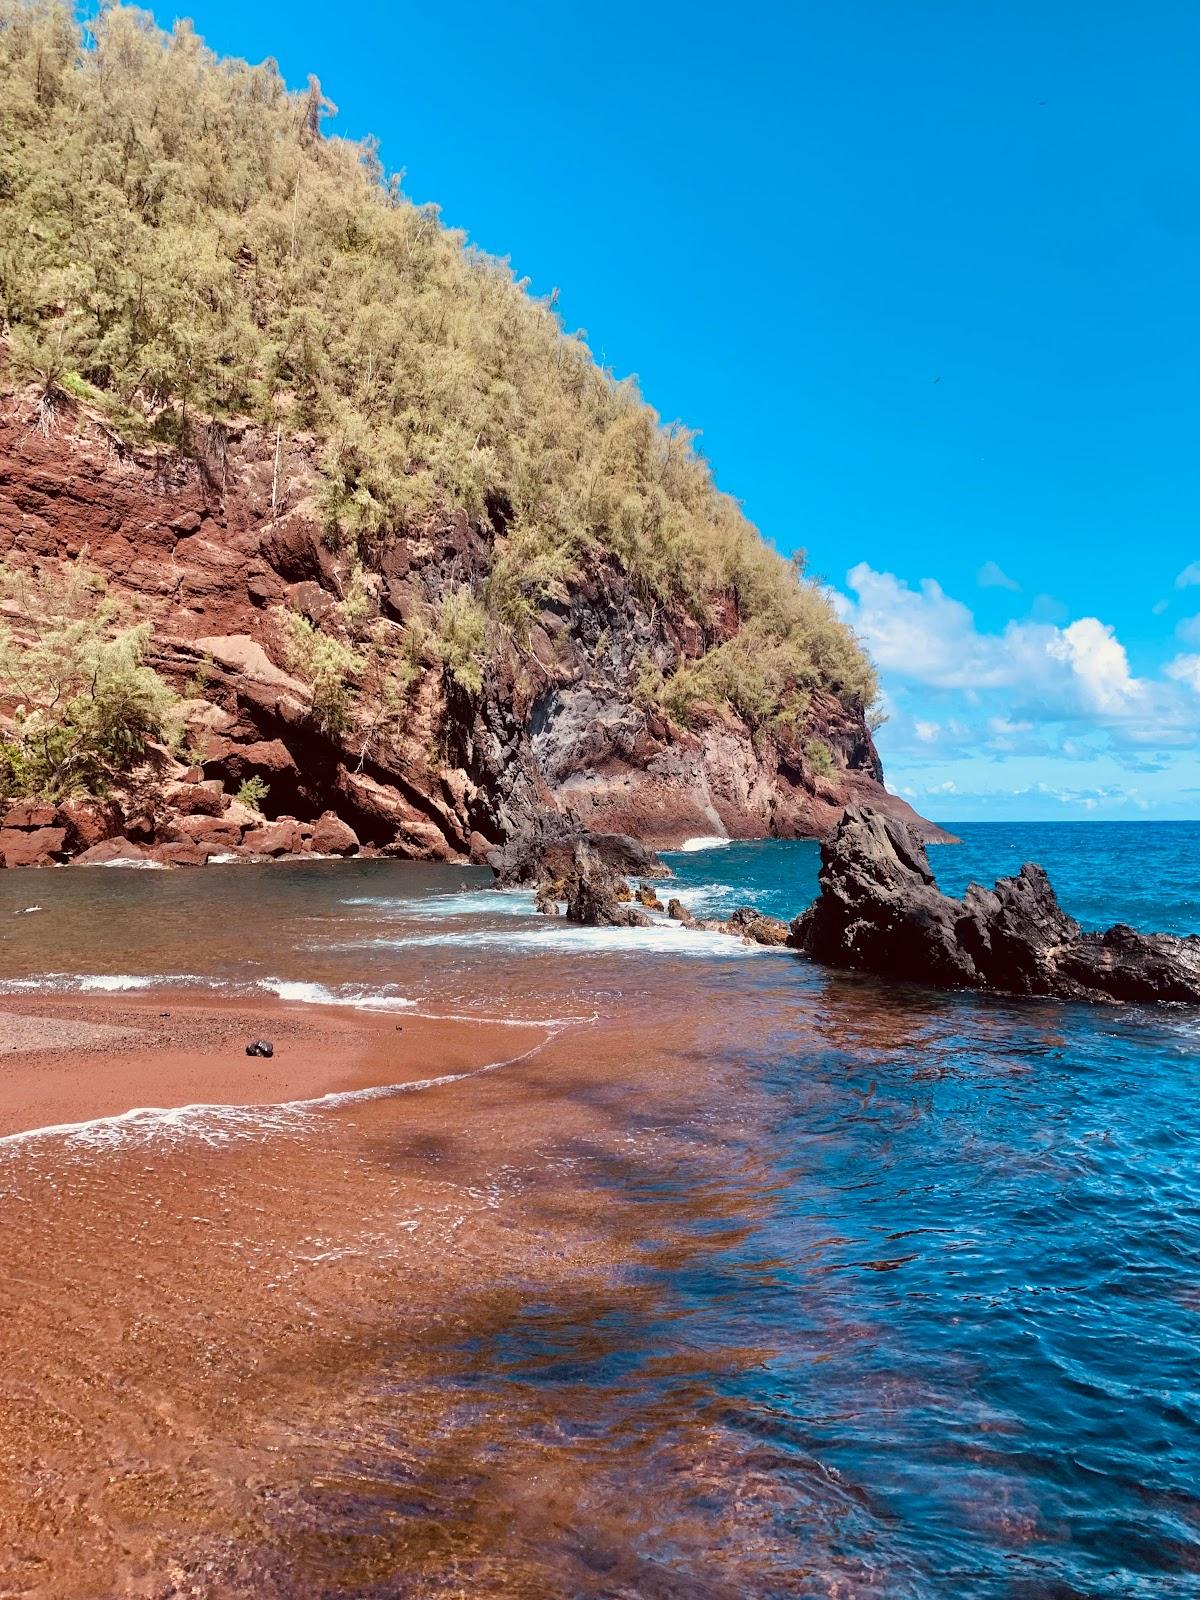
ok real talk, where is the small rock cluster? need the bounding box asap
[527,835,790,946]
[532,844,651,928]
[663,895,789,945]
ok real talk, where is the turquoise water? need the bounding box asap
[1,824,1198,1594]
[664,820,1200,937]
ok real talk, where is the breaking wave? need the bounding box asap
[351,922,772,958]
[255,978,415,1010]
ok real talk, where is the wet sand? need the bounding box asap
[0,995,548,1139]
[0,962,795,1598]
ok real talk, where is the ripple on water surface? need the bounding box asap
[0,839,1197,1595]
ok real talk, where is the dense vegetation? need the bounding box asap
[0,557,179,800]
[0,0,876,727]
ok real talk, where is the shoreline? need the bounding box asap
[0,992,551,1140]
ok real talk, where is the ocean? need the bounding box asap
[0,822,1197,1596]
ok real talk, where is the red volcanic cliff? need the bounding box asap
[0,392,942,866]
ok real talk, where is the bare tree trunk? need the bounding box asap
[271,425,282,515]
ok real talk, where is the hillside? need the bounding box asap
[0,2,935,863]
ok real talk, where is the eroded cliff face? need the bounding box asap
[0,393,940,862]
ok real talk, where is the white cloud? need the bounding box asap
[843,562,1012,690]
[983,715,1047,757]
[1045,617,1141,716]
[1177,614,1200,645]
[1152,598,1169,616]
[842,563,1148,722]
[1166,654,1200,693]
[977,559,1020,591]
[1175,561,1200,589]
[840,564,1197,769]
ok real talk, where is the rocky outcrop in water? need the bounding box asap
[0,392,945,867]
[790,807,1200,1004]
[725,906,791,947]
[488,818,667,889]
[558,845,649,929]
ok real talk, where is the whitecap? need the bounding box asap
[77,974,162,992]
[340,888,536,917]
[256,978,415,1010]
[0,972,219,996]
[349,923,772,958]
[94,857,169,870]
[677,835,731,852]
[665,883,732,907]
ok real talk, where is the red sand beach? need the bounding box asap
[0,994,548,1139]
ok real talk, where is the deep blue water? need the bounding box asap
[664,820,1200,937]
[653,824,1200,1595]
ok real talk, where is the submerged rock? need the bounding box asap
[790,807,1200,1004]
[534,883,562,916]
[724,905,790,947]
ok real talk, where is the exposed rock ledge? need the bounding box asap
[789,807,1200,1005]
[0,791,361,869]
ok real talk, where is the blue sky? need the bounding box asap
[159,0,1198,820]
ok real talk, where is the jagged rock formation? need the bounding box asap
[489,817,668,888]
[790,807,1200,1004]
[558,847,650,929]
[0,395,942,865]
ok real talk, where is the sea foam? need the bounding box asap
[350,922,770,958]
[256,978,415,1010]
[339,889,536,917]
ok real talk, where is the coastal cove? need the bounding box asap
[0,3,1194,1593]
[1,828,1197,1595]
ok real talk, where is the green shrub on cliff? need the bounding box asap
[274,608,363,733]
[0,557,180,799]
[434,589,488,697]
[0,0,877,723]
[235,774,269,812]
[804,737,835,776]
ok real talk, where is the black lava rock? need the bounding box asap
[789,807,1200,1005]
